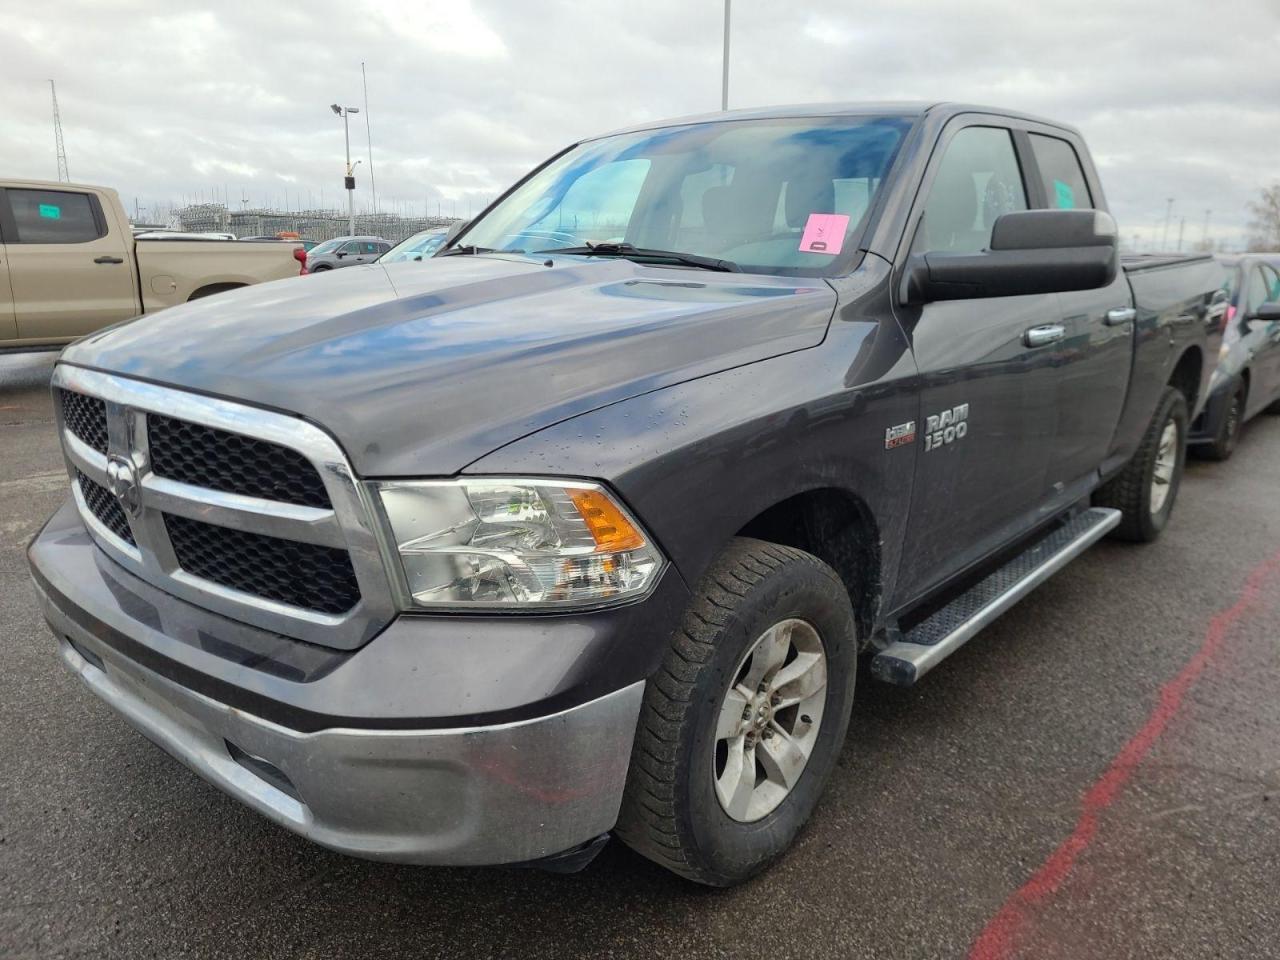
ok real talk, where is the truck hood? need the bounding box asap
[62,255,836,475]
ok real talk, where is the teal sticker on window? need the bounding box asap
[1053,180,1075,210]
[38,204,62,219]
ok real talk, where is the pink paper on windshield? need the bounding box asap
[798,213,850,255]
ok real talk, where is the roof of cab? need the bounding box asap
[591,101,1079,142]
[1,176,118,194]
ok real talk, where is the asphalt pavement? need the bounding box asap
[2,349,1278,959]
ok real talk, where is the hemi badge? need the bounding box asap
[885,421,917,449]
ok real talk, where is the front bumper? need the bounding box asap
[29,501,659,866]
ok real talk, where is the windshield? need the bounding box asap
[308,237,346,256]
[457,115,911,276]
[381,230,448,263]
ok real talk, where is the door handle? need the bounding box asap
[94,256,125,264]
[1105,306,1137,326]
[1024,324,1066,348]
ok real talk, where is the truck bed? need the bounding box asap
[1121,253,1215,273]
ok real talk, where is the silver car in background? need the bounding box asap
[305,236,391,272]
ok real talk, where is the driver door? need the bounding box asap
[891,121,1062,603]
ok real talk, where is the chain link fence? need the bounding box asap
[174,203,461,243]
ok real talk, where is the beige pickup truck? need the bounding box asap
[0,178,304,351]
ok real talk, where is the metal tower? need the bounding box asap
[50,80,69,182]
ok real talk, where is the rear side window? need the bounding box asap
[1029,134,1094,210]
[6,188,105,244]
[913,126,1028,255]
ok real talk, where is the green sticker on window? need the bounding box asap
[1053,180,1075,210]
[38,204,62,219]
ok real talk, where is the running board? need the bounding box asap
[871,507,1121,686]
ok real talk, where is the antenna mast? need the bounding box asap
[50,80,69,182]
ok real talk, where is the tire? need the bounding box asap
[1094,386,1188,542]
[1198,385,1245,462]
[614,537,858,886]
[310,264,332,272]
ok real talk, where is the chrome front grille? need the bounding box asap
[76,468,136,545]
[61,389,109,453]
[52,366,395,650]
[164,513,360,615]
[147,414,332,508]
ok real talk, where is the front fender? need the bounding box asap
[466,286,918,607]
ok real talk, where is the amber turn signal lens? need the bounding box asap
[569,488,646,551]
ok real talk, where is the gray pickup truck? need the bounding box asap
[29,102,1222,886]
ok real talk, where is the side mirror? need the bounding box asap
[443,219,471,247]
[902,209,1119,305]
[336,251,347,258]
[1249,301,1280,322]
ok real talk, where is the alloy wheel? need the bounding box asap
[713,618,827,823]
[1150,419,1179,514]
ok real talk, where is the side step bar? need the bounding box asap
[871,507,1121,686]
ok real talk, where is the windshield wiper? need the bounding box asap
[534,242,740,273]
[439,245,512,256]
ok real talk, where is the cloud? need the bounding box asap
[0,0,1274,246]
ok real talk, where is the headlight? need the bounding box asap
[371,478,664,609]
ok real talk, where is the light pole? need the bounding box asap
[331,103,360,236]
[721,0,731,111]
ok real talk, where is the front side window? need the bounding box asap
[340,240,364,254]
[6,189,104,244]
[457,115,912,277]
[1247,263,1280,314]
[1029,134,1093,210]
[913,127,1027,255]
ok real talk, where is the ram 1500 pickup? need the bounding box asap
[0,178,304,351]
[28,103,1224,885]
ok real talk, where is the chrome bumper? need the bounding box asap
[36,577,644,866]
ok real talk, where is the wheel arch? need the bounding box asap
[1168,345,1204,413]
[735,486,881,645]
[187,281,247,301]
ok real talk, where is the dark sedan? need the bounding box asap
[1189,255,1280,459]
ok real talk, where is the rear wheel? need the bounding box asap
[1199,385,1245,462]
[1094,386,1188,542]
[614,538,858,886]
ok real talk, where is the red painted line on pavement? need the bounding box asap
[968,548,1280,960]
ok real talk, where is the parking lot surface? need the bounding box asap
[3,350,1278,959]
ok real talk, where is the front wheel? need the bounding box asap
[1095,386,1188,542]
[614,538,858,886]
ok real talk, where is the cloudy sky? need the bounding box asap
[1,0,1276,248]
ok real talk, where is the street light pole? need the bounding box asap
[331,103,361,236]
[721,0,731,111]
